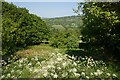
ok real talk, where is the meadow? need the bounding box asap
[2,44,119,79]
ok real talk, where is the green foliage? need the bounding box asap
[2,52,119,78]
[49,28,79,49]
[76,2,120,60]
[43,16,83,29]
[44,16,81,49]
[2,2,50,55]
[51,25,65,31]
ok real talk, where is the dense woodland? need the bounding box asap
[1,1,120,79]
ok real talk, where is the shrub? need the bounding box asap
[49,28,79,49]
[2,2,50,55]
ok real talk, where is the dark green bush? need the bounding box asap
[2,2,50,55]
[75,2,120,60]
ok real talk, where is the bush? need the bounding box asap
[49,29,79,49]
[2,2,50,55]
[75,2,120,60]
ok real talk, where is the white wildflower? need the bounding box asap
[112,74,117,77]
[86,76,89,79]
[57,53,62,56]
[94,72,98,76]
[16,70,20,73]
[43,72,48,77]
[62,62,67,67]
[51,73,54,76]
[97,69,103,75]
[51,65,55,69]
[13,66,16,69]
[19,71,22,74]
[81,72,85,76]
[53,74,58,78]
[85,56,88,60]
[31,57,35,61]
[74,73,80,77]
[1,75,5,78]
[35,56,38,61]
[23,58,26,61]
[42,67,48,70]
[57,67,61,70]
[7,73,10,77]
[57,57,62,61]
[90,73,93,76]
[105,67,107,69]
[106,73,111,76]
[19,64,22,67]
[34,69,39,73]
[52,53,55,55]
[69,69,72,72]
[29,68,32,72]
[71,55,76,60]
[19,59,23,63]
[54,60,59,64]
[72,68,77,72]
[62,72,68,77]
[11,76,15,78]
[28,63,32,66]
[82,58,85,60]
[11,70,14,73]
[48,61,52,65]
[37,62,41,65]
[73,62,77,66]
[47,65,51,68]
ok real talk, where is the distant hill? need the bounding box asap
[43,15,83,29]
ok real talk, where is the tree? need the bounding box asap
[49,27,79,49]
[2,2,50,56]
[76,2,120,60]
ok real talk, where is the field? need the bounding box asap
[2,44,120,79]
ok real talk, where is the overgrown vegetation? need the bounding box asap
[1,1,120,79]
[75,2,120,61]
[2,45,119,79]
[2,2,50,56]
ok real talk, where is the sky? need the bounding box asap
[5,0,84,2]
[12,2,79,18]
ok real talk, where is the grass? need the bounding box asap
[16,44,64,58]
[2,44,120,79]
[14,44,66,64]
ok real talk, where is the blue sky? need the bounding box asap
[12,2,79,18]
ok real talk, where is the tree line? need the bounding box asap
[2,2,50,56]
